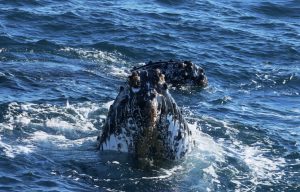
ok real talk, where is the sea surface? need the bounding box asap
[0,0,299,191]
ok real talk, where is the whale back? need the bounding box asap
[132,60,208,87]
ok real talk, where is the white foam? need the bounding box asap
[60,47,126,64]
[0,101,108,155]
[0,137,34,158]
[142,165,184,180]
[203,165,220,184]
[103,100,114,109]
[0,72,5,76]
[1,102,102,133]
[191,134,224,163]
[205,118,287,187]
[179,114,289,189]
[242,145,286,180]
[45,118,74,130]
[110,65,130,78]
[27,131,96,150]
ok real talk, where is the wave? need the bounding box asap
[0,101,104,149]
[0,97,297,190]
[156,0,185,6]
[238,69,300,95]
[0,100,224,190]
[90,42,144,59]
[0,0,299,190]
[252,2,300,18]
[60,46,126,64]
[198,116,288,190]
[0,35,61,52]
[0,35,20,46]
[1,0,44,6]
[34,39,61,48]
[5,9,51,22]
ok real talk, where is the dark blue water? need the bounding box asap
[0,0,299,191]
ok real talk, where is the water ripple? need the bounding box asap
[0,0,299,191]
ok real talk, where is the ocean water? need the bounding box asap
[0,0,299,191]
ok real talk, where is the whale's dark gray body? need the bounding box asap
[97,69,194,160]
[132,60,208,87]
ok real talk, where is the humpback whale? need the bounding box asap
[97,68,194,160]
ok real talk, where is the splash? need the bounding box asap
[0,137,34,158]
[0,101,109,157]
[60,47,126,64]
[201,116,287,189]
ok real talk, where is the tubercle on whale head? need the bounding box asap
[128,69,166,94]
[128,71,141,88]
[182,60,208,87]
[193,67,208,87]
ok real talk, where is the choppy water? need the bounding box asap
[0,0,299,191]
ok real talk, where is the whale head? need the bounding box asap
[98,69,192,161]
